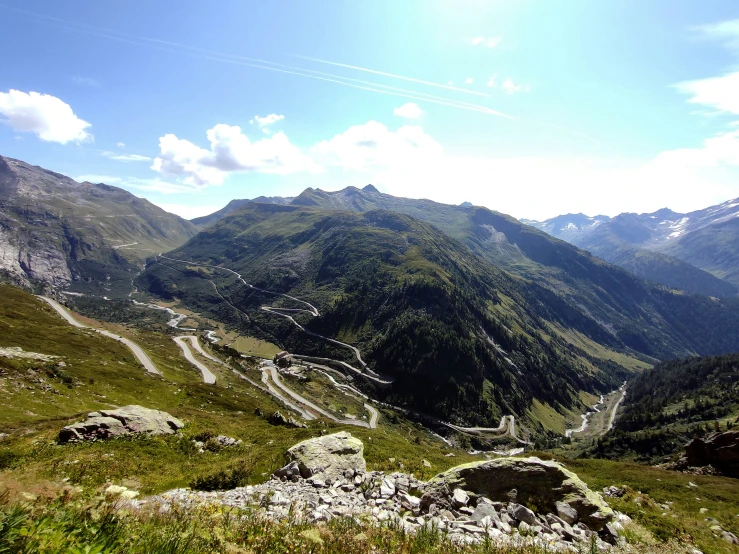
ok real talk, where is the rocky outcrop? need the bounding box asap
[284,431,365,480]
[143,436,627,551]
[59,405,184,443]
[268,411,307,428]
[685,431,739,477]
[421,457,614,531]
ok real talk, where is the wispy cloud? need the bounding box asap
[471,36,502,48]
[501,78,531,95]
[75,173,199,194]
[71,76,100,87]
[101,151,151,162]
[4,6,516,122]
[253,113,285,134]
[464,77,474,85]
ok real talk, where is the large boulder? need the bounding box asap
[284,431,365,480]
[686,431,739,477]
[421,457,613,531]
[59,405,184,443]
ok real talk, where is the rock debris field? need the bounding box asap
[135,431,633,552]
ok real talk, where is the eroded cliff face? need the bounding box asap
[0,154,197,294]
[0,226,72,288]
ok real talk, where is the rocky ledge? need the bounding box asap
[59,405,184,443]
[139,432,630,551]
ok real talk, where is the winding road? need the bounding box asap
[38,295,161,376]
[173,336,217,384]
[156,255,387,382]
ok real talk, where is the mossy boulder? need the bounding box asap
[285,431,365,479]
[422,457,613,530]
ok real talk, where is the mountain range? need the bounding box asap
[5,154,739,433]
[138,184,739,430]
[0,155,197,296]
[525,199,739,297]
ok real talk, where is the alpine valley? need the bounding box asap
[3,156,739,553]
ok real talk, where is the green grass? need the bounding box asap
[565,457,739,554]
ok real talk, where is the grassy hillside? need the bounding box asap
[288,187,739,362]
[139,203,653,434]
[0,283,481,494]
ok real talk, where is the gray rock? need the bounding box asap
[508,503,537,525]
[471,502,499,524]
[556,500,579,525]
[424,456,613,531]
[452,488,469,508]
[285,431,366,480]
[59,405,183,443]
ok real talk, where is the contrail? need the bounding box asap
[298,55,492,98]
[3,6,514,120]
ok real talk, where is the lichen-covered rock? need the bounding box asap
[284,431,365,479]
[59,405,184,443]
[422,457,613,531]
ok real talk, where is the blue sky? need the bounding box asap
[1,1,738,220]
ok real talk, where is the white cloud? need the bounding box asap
[117,142,126,148]
[152,124,321,187]
[653,129,739,168]
[486,75,497,88]
[393,102,422,119]
[464,77,474,85]
[471,36,502,48]
[101,151,151,162]
[311,120,443,172]
[308,118,739,220]
[153,202,222,219]
[501,78,530,95]
[254,113,285,134]
[75,173,200,194]
[0,90,92,144]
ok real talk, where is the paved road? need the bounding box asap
[259,366,315,420]
[173,336,217,384]
[158,256,386,381]
[606,384,627,433]
[38,296,162,376]
[266,364,377,429]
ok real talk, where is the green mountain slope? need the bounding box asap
[280,186,739,361]
[0,155,197,296]
[587,353,739,463]
[140,203,641,431]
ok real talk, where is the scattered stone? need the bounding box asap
[422,459,432,468]
[138,435,620,552]
[602,485,626,498]
[509,503,537,526]
[556,501,579,525]
[452,488,469,508]
[214,435,242,447]
[59,405,183,443]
